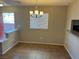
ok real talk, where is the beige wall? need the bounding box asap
[65,0,79,59]
[0,6,67,44]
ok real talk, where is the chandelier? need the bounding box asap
[29,0,44,18]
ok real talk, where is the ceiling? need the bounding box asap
[0,0,74,6]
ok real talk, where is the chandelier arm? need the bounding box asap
[29,0,44,18]
[35,0,38,9]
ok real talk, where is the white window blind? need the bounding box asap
[30,13,48,29]
[3,13,15,24]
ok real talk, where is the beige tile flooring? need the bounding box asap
[0,43,71,59]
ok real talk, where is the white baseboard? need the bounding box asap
[18,41,64,46]
[2,41,18,55]
[64,45,74,59]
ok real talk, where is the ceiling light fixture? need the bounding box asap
[0,4,3,7]
[29,0,44,18]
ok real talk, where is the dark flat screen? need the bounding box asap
[71,20,79,32]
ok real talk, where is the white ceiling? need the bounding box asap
[0,0,74,6]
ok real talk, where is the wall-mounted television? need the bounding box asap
[71,20,79,32]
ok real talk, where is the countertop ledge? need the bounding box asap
[4,28,18,33]
[67,29,79,37]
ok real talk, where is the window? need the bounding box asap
[30,13,48,29]
[2,13,15,32]
[3,13,15,24]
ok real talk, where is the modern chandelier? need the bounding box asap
[29,0,44,18]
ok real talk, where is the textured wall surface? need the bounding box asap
[65,0,79,59]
